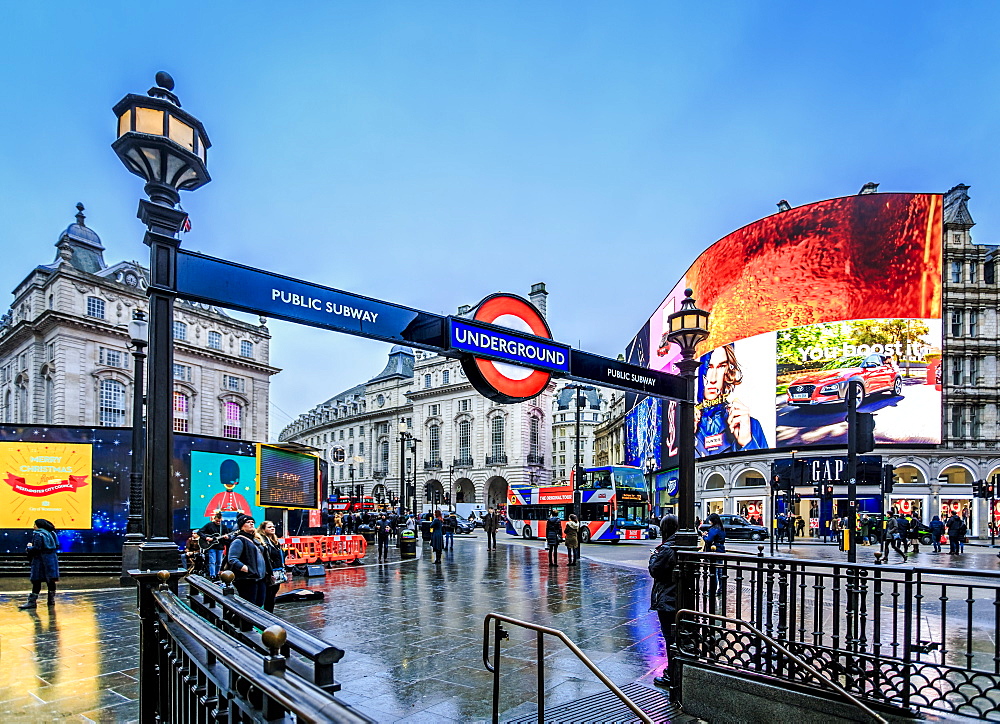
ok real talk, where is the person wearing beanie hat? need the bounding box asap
[648,514,679,690]
[226,514,269,606]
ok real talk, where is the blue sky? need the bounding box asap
[3,2,1000,436]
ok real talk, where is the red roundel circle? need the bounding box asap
[461,294,553,404]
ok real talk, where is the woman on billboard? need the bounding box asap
[695,345,768,457]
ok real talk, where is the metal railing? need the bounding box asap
[485,453,508,466]
[676,608,886,723]
[132,569,373,723]
[453,456,474,467]
[674,549,1000,721]
[526,453,545,465]
[482,612,652,724]
[424,458,443,470]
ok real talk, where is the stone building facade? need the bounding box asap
[0,205,279,439]
[692,184,1000,537]
[278,285,554,511]
[550,383,610,481]
[593,390,626,468]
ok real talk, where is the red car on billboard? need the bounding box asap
[786,354,902,407]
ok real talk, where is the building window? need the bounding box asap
[99,379,126,426]
[971,406,983,439]
[348,443,354,457]
[458,420,471,461]
[950,309,963,337]
[969,262,978,283]
[48,295,54,310]
[380,440,390,471]
[87,297,105,319]
[17,382,28,423]
[359,425,365,435]
[240,340,254,358]
[173,391,189,432]
[44,377,54,424]
[224,401,242,439]
[969,309,979,337]
[950,406,963,438]
[349,427,354,438]
[442,370,450,385]
[359,441,364,455]
[970,356,980,384]
[173,363,192,382]
[339,467,345,481]
[339,430,344,440]
[223,374,244,392]
[951,261,962,283]
[424,374,432,389]
[4,390,10,423]
[99,347,126,368]
[429,424,441,462]
[173,321,187,340]
[530,417,540,457]
[559,440,566,451]
[986,261,996,285]
[429,404,440,416]
[491,416,505,459]
[459,399,470,412]
[208,331,222,350]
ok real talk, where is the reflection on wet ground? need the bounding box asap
[0,538,667,722]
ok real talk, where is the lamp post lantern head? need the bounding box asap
[129,309,149,346]
[112,72,211,206]
[666,289,710,360]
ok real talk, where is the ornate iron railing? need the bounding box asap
[526,453,545,465]
[424,458,443,470]
[453,456,474,467]
[132,569,373,723]
[486,454,508,466]
[673,549,1000,721]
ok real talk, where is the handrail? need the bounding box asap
[152,587,372,723]
[482,612,653,724]
[676,609,887,724]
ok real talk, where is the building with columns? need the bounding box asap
[550,383,610,482]
[0,204,279,439]
[593,390,626,468]
[689,184,1000,537]
[278,284,554,511]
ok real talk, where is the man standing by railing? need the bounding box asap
[648,514,679,690]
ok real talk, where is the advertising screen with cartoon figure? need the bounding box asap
[626,191,943,462]
[0,442,93,529]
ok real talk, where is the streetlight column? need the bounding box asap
[666,289,710,551]
[120,310,148,584]
[112,72,211,574]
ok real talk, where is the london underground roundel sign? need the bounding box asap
[460,294,555,404]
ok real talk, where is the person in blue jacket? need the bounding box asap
[702,513,727,595]
[19,518,60,610]
[929,515,946,553]
[695,345,768,457]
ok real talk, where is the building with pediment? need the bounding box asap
[0,204,279,439]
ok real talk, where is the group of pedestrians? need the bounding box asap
[543,509,582,565]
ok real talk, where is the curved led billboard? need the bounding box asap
[627,192,943,461]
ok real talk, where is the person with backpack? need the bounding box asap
[18,519,60,610]
[648,515,679,690]
[929,515,946,553]
[946,513,966,555]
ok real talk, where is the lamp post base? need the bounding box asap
[673,528,702,552]
[120,536,144,587]
[136,540,182,575]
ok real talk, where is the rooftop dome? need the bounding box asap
[54,203,106,273]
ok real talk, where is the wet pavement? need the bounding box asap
[0,535,669,723]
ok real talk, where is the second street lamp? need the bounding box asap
[666,288,710,550]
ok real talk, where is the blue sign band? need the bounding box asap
[176,251,444,346]
[448,318,570,373]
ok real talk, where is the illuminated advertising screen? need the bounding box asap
[627,192,943,462]
[256,444,320,509]
[190,450,266,527]
[0,442,93,529]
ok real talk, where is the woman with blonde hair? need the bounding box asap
[256,519,287,612]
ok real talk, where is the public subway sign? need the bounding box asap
[174,250,685,401]
[175,250,443,346]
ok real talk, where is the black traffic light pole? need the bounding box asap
[846,383,859,564]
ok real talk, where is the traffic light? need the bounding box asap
[856,413,876,453]
[791,493,802,505]
[813,485,821,498]
[974,480,985,498]
[771,462,792,492]
[881,464,894,495]
[822,485,835,502]
[791,459,806,486]
[985,481,996,499]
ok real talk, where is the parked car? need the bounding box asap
[450,515,476,535]
[698,514,769,541]
[785,354,902,407]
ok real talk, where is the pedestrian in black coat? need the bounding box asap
[649,514,679,689]
[19,519,60,610]
[545,510,563,566]
[227,514,269,607]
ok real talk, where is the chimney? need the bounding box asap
[776,200,791,212]
[858,182,879,195]
[529,282,548,318]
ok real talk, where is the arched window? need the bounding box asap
[173,391,190,432]
[458,420,471,463]
[207,331,222,350]
[530,417,540,457]
[99,379,126,426]
[429,424,441,463]
[4,390,10,423]
[380,439,390,473]
[18,381,29,424]
[45,376,54,424]
[491,417,505,461]
[86,297,105,319]
[223,401,242,439]
[172,321,187,341]
[240,340,254,358]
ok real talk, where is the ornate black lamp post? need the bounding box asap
[113,72,211,573]
[120,309,148,584]
[666,289,710,548]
